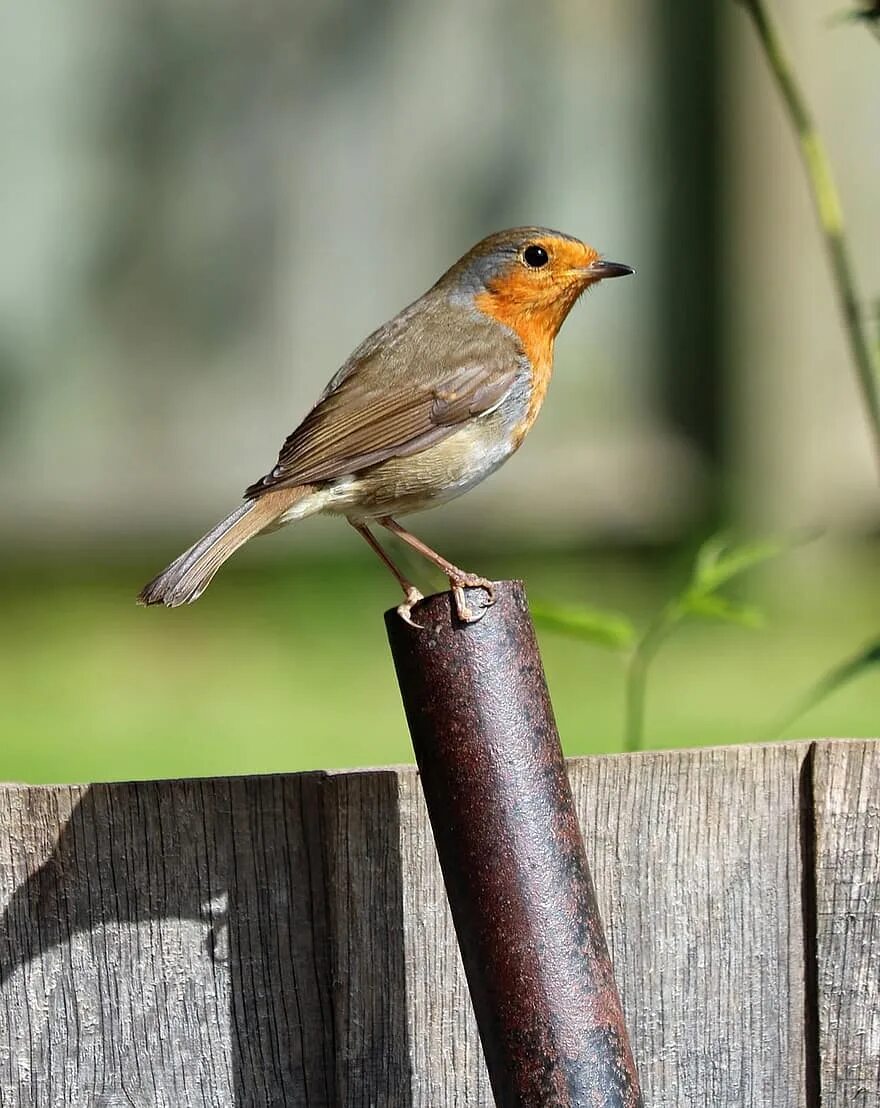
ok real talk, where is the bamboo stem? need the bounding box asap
[738,0,880,475]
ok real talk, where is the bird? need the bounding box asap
[138,227,632,624]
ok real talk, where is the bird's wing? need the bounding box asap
[244,356,519,497]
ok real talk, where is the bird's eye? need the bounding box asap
[522,244,549,269]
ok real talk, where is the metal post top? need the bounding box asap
[384,576,643,1108]
[384,579,529,636]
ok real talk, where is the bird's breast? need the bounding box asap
[514,349,553,447]
[473,291,557,448]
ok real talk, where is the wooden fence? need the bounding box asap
[1,740,877,1106]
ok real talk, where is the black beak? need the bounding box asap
[587,260,635,280]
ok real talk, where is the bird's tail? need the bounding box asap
[137,486,316,607]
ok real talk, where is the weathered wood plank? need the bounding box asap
[571,744,809,1108]
[0,743,843,1106]
[396,769,492,1107]
[321,771,412,1107]
[0,777,342,1106]
[813,740,880,1107]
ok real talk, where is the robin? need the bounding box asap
[138,227,632,624]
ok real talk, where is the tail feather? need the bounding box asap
[138,487,311,607]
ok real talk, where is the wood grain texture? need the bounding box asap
[569,744,809,1108]
[396,769,492,1107]
[0,742,874,1106]
[0,776,342,1106]
[813,741,880,1108]
[321,771,412,1107]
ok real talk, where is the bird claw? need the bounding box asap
[397,586,425,628]
[450,576,496,624]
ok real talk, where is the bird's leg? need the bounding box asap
[378,516,495,623]
[349,520,424,627]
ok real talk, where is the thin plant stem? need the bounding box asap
[623,650,648,755]
[623,611,675,754]
[739,0,880,475]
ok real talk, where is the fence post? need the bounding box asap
[385,580,642,1108]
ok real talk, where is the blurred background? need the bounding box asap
[1,0,878,783]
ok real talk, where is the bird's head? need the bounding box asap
[443,227,633,345]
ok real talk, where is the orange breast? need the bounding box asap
[475,287,562,446]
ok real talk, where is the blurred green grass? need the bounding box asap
[1,540,878,784]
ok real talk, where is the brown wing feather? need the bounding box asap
[245,358,518,497]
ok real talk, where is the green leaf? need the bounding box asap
[692,533,730,586]
[532,601,636,651]
[826,5,878,25]
[780,636,880,732]
[690,534,791,594]
[679,592,766,628]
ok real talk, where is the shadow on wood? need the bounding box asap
[0,774,413,1105]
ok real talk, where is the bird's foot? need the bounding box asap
[449,575,496,623]
[397,585,425,628]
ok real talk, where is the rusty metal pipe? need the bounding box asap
[385,580,642,1108]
